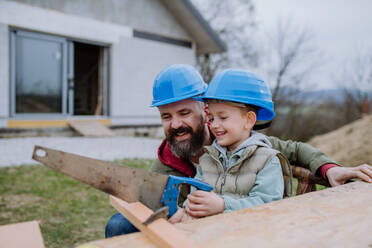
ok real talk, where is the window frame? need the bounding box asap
[9,29,110,118]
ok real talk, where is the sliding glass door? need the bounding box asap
[11,30,68,115]
[10,29,109,117]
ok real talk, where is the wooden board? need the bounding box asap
[109,196,199,248]
[81,182,372,248]
[68,120,113,137]
[0,221,45,248]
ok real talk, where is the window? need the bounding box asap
[10,30,109,117]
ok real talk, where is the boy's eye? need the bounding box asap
[220,116,227,120]
[209,117,214,122]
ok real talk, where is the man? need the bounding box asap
[105,64,372,237]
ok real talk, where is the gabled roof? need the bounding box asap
[160,0,227,55]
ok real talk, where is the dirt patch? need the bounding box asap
[309,114,372,166]
[0,211,12,221]
[2,194,44,208]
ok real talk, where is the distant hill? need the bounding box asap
[309,114,372,166]
[276,87,372,104]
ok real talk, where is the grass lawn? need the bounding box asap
[0,158,153,248]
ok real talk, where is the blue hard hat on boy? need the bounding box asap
[202,69,275,121]
[151,64,207,107]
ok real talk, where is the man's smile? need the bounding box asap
[174,132,191,141]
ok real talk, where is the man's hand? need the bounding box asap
[326,164,372,186]
[185,190,225,218]
[168,208,195,224]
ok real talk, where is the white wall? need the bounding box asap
[0,1,132,44]
[110,36,195,126]
[0,0,196,127]
[8,0,190,41]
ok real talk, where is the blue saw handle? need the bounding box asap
[161,175,213,217]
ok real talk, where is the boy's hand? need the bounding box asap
[168,208,196,224]
[185,190,225,217]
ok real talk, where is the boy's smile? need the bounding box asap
[213,130,227,137]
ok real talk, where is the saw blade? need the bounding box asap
[32,145,168,211]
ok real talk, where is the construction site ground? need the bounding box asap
[0,136,161,167]
[309,114,372,166]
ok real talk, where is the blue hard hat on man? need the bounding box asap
[151,64,207,107]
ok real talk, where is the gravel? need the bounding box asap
[0,136,162,167]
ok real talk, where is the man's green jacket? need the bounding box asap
[150,136,337,177]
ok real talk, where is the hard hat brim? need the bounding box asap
[201,96,275,121]
[151,93,205,107]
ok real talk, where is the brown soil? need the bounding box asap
[309,114,372,167]
[1,194,44,209]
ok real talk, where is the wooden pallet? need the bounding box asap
[81,182,372,248]
[68,120,113,137]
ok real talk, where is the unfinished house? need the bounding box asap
[0,0,226,129]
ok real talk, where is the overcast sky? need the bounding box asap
[253,0,372,89]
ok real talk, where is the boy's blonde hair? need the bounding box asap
[205,99,258,115]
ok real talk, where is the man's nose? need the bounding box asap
[170,117,183,129]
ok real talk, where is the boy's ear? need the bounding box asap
[245,111,257,130]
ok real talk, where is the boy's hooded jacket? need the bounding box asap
[197,131,289,210]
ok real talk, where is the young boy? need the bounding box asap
[170,69,288,223]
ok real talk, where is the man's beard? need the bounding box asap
[166,120,206,160]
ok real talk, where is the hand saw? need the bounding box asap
[32,145,212,217]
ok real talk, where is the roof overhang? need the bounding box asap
[160,0,227,55]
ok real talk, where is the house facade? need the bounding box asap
[0,0,225,128]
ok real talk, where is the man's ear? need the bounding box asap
[203,104,209,123]
[245,111,257,130]
[204,104,209,115]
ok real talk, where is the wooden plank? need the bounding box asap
[108,196,199,248]
[81,182,372,248]
[0,221,45,248]
[68,120,113,136]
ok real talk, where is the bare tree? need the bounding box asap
[192,2,328,140]
[260,18,320,105]
[191,0,258,82]
[336,51,372,123]
[257,18,321,136]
